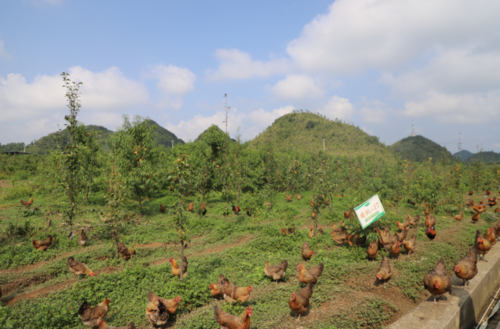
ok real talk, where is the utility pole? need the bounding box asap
[457,132,462,161]
[411,122,415,137]
[223,93,230,134]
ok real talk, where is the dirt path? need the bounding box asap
[2,235,255,306]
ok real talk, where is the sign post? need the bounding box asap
[354,194,386,229]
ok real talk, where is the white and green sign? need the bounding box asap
[354,194,386,229]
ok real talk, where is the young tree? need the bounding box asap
[111,115,163,212]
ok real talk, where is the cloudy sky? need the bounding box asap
[1,0,500,153]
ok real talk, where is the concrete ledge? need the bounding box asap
[386,244,500,329]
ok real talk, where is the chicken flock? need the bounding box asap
[23,189,500,327]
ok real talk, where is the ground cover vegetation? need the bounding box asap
[0,73,500,328]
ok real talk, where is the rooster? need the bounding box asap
[68,257,95,277]
[297,263,323,284]
[453,211,463,221]
[200,202,207,216]
[188,202,194,212]
[169,257,188,279]
[424,257,452,303]
[302,241,314,260]
[288,283,313,321]
[214,305,252,329]
[21,198,34,208]
[425,226,436,240]
[32,235,53,251]
[159,204,165,213]
[78,298,110,327]
[98,319,135,329]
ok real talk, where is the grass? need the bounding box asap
[0,182,497,328]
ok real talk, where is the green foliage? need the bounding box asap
[391,135,456,164]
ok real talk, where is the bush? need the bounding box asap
[3,184,32,200]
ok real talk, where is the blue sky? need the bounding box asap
[1,0,500,153]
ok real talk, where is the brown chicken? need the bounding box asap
[454,247,478,286]
[145,291,181,326]
[296,194,302,200]
[68,257,95,277]
[347,233,366,247]
[214,305,252,329]
[264,260,288,282]
[331,229,347,245]
[475,230,492,260]
[473,205,486,213]
[302,241,314,260]
[169,257,188,278]
[424,257,452,303]
[389,241,401,259]
[78,230,88,247]
[465,199,474,207]
[21,198,34,208]
[98,319,135,329]
[469,190,474,195]
[311,209,317,219]
[297,263,324,284]
[78,298,110,327]
[285,194,293,202]
[377,227,395,250]
[117,243,136,261]
[376,255,392,284]
[32,235,53,251]
[222,283,253,304]
[308,228,314,238]
[485,227,497,246]
[453,211,463,221]
[367,242,378,261]
[188,202,194,212]
[403,234,417,255]
[426,226,436,240]
[409,214,420,227]
[396,217,410,231]
[397,228,407,243]
[495,208,500,214]
[472,212,480,224]
[209,274,226,298]
[288,282,313,320]
[344,208,354,219]
[281,228,288,236]
[310,200,315,207]
[159,204,165,213]
[425,215,436,228]
[487,190,491,195]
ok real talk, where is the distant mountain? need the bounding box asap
[466,151,500,164]
[144,119,185,149]
[248,111,395,160]
[453,150,474,161]
[21,120,184,155]
[0,142,26,152]
[390,135,456,163]
[195,125,235,143]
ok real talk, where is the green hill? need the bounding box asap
[390,135,456,163]
[195,125,236,143]
[145,119,185,149]
[23,120,184,155]
[248,111,395,159]
[466,151,500,164]
[453,150,474,161]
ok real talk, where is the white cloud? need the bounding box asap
[206,49,290,81]
[148,65,196,110]
[165,106,295,141]
[317,96,354,121]
[0,40,12,60]
[286,0,500,74]
[270,74,325,100]
[403,90,500,124]
[358,99,390,123]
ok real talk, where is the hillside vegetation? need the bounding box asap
[453,150,474,161]
[19,119,184,155]
[249,111,395,160]
[466,151,500,164]
[390,135,456,163]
